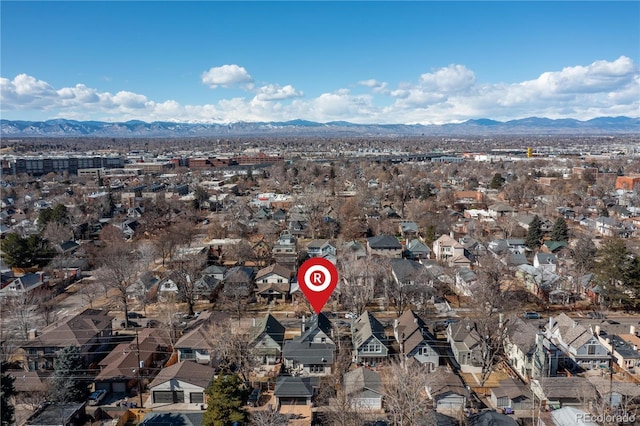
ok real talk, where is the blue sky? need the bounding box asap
[1,1,638,124]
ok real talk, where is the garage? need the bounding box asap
[153,390,184,404]
[112,382,127,394]
[189,392,204,404]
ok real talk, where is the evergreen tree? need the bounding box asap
[489,173,506,189]
[550,217,569,242]
[594,237,640,309]
[49,346,88,403]
[1,362,16,426]
[204,374,247,426]
[423,225,436,246]
[1,233,54,268]
[525,215,543,249]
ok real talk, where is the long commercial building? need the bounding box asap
[1,155,125,176]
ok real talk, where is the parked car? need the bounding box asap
[88,389,107,406]
[121,320,141,328]
[127,312,145,319]
[523,312,542,319]
[586,311,606,319]
[345,312,357,319]
[247,387,261,407]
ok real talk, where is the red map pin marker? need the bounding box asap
[297,257,338,314]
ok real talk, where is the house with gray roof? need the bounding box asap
[274,376,319,407]
[343,366,383,411]
[427,367,467,415]
[405,238,431,260]
[0,272,47,300]
[504,319,539,380]
[21,308,113,371]
[283,313,336,376]
[175,322,217,366]
[351,311,389,365]
[533,252,557,273]
[366,235,402,258]
[446,318,483,372]
[531,377,597,409]
[255,263,291,304]
[394,310,439,370]
[250,313,286,365]
[148,361,215,405]
[544,313,609,371]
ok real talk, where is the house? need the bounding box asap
[455,267,478,297]
[21,309,113,371]
[272,231,298,267]
[531,377,597,409]
[250,313,286,366]
[95,328,171,395]
[351,311,389,365]
[366,235,402,258]
[222,266,255,300]
[254,264,291,304]
[127,272,160,302]
[595,216,621,237]
[306,239,337,261]
[55,240,80,255]
[139,412,205,425]
[504,319,539,380]
[157,275,179,301]
[273,375,318,407]
[544,313,610,371]
[427,367,467,415]
[201,265,226,282]
[489,378,532,411]
[399,221,419,238]
[343,367,383,411]
[148,361,215,405]
[533,252,557,273]
[404,238,431,260]
[193,273,222,301]
[446,318,483,372]
[175,322,216,366]
[394,310,439,370]
[0,272,47,300]
[468,411,518,426]
[282,313,336,376]
[342,240,367,260]
[488,203,517,218]
[432,234,465,264]
[25,402,86,426]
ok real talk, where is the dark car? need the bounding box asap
[247,388,261,407]
[586,311,606,319]
[121,320,141,328]
[523,312,542,319]
[127,312,145,319]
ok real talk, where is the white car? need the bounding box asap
[344,312,357,319]
[88,389,107,406]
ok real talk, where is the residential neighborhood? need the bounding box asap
[1,136,640,426]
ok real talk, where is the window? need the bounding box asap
[587,345,596,355]
[309,365,324,373]
[277,279,283,283]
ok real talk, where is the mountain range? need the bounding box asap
[1,116,638,137]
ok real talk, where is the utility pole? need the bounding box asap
[135,327,144,408]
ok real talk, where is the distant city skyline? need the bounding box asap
[1,1,638,125]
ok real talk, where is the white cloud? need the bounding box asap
[1,57,638,124]
[357,79,388,93]
[254,84,303,101]
[201,64,253,89]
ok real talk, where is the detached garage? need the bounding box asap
[148,361,215,407]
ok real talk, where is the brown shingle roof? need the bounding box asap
[148,361,215,389]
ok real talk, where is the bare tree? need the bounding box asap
[42,221,73,245]
[94,240,145,328]
[174,252,208,316]
[207,319,255,382]
[338,256,383,316]
[4,292,39,341]
[467,255,521,386]
[382,360,437,426]
[250,409,290,426]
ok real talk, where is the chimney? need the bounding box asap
[302,315,306,333]
[631,325,636,336]
[595,325,601,336]
[450,231,455,239]
[39,272,44,283]
[28,329,38,340]
[252,318,256,327]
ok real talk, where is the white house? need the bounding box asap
[432,234,465,264]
